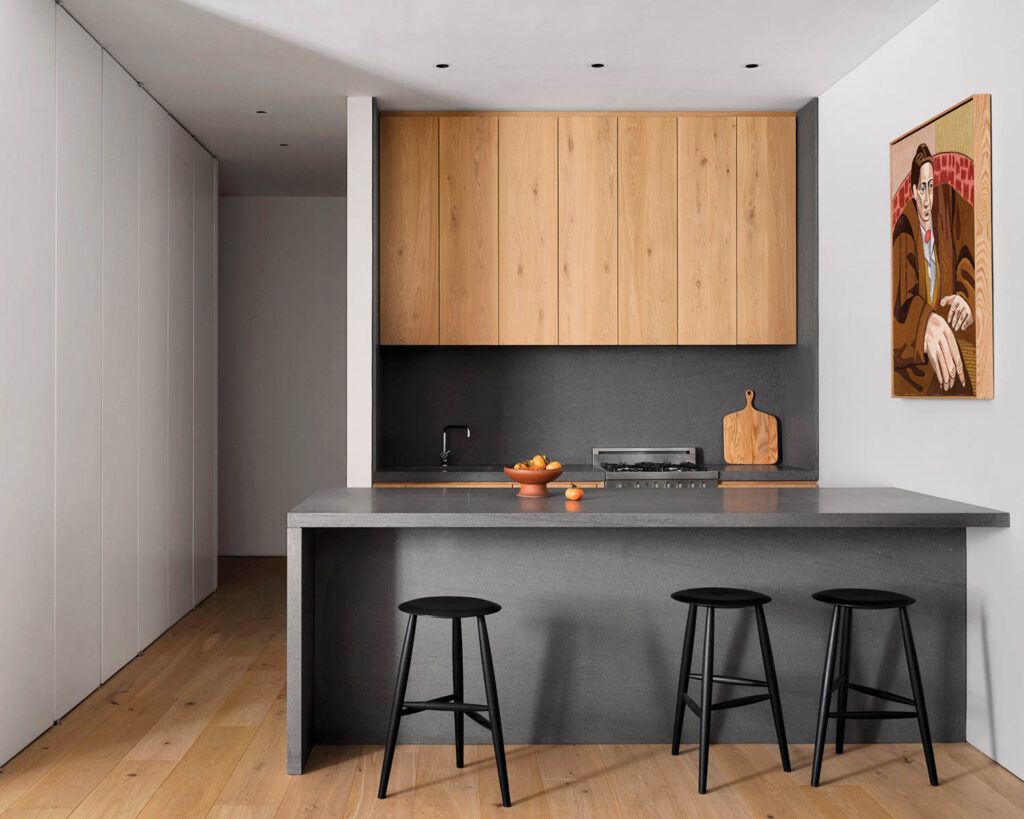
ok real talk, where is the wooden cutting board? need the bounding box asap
[723,389,779,464]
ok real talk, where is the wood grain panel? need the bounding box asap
[379,116,439,345]
[499,116,558,344]
[972,94,993,398]
[439,116,498,344]
[558,116,618,344]
[618,116,677,344]
[736,116,796,344]
[678,116,737,344]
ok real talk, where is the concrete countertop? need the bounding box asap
[288,486,1009,529]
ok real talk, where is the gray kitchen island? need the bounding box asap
[286,487,1008,773]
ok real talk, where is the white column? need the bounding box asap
[346,97,377,487]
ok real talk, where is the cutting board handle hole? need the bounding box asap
[746,389,754,404]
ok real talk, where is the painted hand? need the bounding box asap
[940,294,974,331]
[923,312,965,391]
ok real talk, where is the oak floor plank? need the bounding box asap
[470,745,548,817]
[10,694,174,811]
[66,760,174,819]
[210,670,283,728]
[413,744,478,818]
[135,725,255,818]
[206,807,277,819]
[213,688,288,810]
[597,744,685,818]
[275,745,364,817]
[125,656,251,762]
[341,745,416,818]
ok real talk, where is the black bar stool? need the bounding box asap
[810,588,938,787]
[377,596,511,808]
[670,587,791,794]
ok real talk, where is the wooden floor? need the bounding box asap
[1,558,1022,818]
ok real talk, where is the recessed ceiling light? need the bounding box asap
[744,63,760,69]
[435,63,450,69]
[257,110,267,114]
[590,63,605,68]
[279,143,289,147]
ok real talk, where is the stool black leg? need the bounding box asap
[478,616,511,807]
[899,607,939,786]
[811,605,842,787]
[698,607,715,795]
[672,603,697,755]
[378,614,417,800]
[754,605,791,772]
[835,607,852,754]
[453,618,464,769]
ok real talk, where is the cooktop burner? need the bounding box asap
[601,461,701,473]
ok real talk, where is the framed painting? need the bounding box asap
[890,94,992,398]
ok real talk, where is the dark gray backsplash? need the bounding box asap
[376,100,819,471]
[378,344,811,467]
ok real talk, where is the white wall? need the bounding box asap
[218,197,347,556]
[346,97,376,486]
[0,3,218,767]
[819,0,1024,777]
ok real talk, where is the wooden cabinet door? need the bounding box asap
[499,116,557,345]
[379,116,439,345]
[678,116,737,344]
[736,116,796,344]
[618,116,677,344]
[439,116,498,345]
[558,116,617,345]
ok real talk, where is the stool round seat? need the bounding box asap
[671,587,772,608]
[398,596,501,619]
[812,588,915,609]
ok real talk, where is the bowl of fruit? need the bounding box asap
[504,455,563,498]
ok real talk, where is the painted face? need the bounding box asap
[913,161,934,229]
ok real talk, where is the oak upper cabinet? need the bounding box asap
[380,116,439,345]
[498,116,558,345]
[678,116,737,344]
[439,116,499,345]
[618,116,677,344]
[558,116,618,345]
[736,116,796,344]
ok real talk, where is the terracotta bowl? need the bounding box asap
[503,466,563,498]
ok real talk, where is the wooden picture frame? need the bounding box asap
[890,94,992,398]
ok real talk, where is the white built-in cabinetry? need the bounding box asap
[0,3,218,766]
[55,7,103,717]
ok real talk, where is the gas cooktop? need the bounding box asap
[593,447,719,489]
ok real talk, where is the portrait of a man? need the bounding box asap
[890,95,993,398]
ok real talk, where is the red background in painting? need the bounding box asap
[891,151,974,229]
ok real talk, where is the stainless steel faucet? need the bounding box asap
[441,425,471,470]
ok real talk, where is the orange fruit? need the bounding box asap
[565,484,584,501]
[531,455,547,468]
[546,461,562,470]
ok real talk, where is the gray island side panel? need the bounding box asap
[309,526,966,747]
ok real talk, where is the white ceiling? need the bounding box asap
[62,0,938,196]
